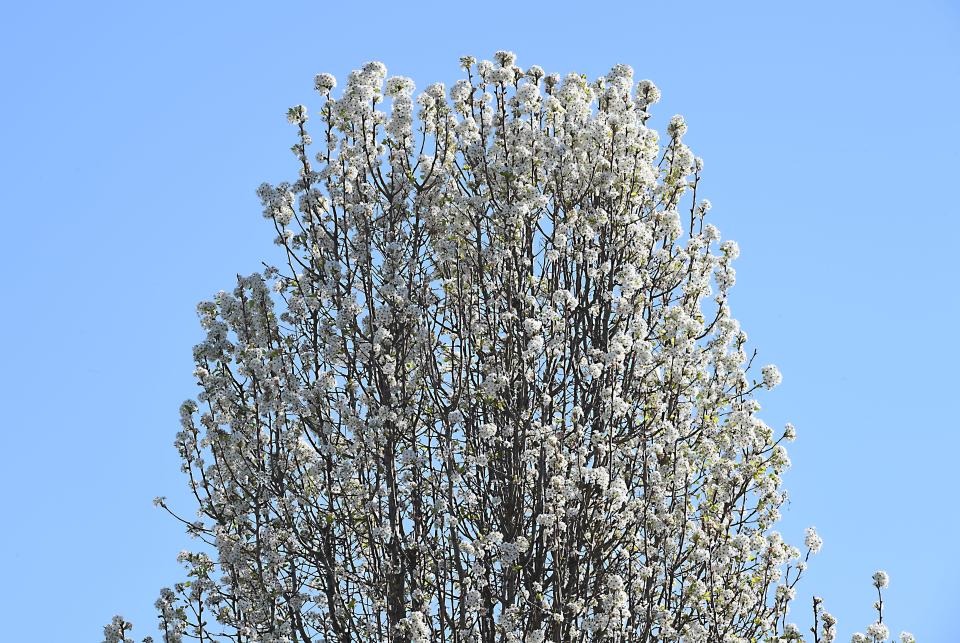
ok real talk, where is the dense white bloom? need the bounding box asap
[805,526,823,554]
[867,622,889,641]
[494,49,517,68]
[822,610,838,642]
[784,422,797,441]
[385,75,415,97]
[101,616,134,643]
[451,79,472,102]
[406,612,430,643]
[523,318,543,336]
[106,52,911,643]
[314,72,336,94]
[872,570,889,589]
[720,239,740,259]
[464,589,482,612]
[525,629,546,643]
[762,364,783,389]
[667,114,687,139]
[636,79,661,107]
[286,104,307,125]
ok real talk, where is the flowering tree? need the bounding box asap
[106,53,912,643]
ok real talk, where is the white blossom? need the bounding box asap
[314,72,337,94]
[762,364,783,389]
[867,622,890,641]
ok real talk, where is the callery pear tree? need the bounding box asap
[106,53,912,643]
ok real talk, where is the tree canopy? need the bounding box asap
[107,53,910,643]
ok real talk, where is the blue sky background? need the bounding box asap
[1,1,957,640]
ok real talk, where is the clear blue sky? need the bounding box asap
[1,1,957,640]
